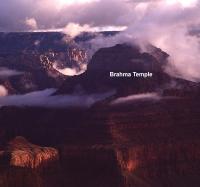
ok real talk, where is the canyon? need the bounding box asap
[0,96,200,187]
[0,32,200,187]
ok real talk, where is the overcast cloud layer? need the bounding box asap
[0,0,130,31]
[0,0,199,32]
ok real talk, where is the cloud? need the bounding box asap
[25,18,38,30]
[139,1,200,82]
[0,67,23,78]
[53,63,87,76]
[0,85,8,97]
[0,88,115,108]
[124,0,200,82]
[84,0,200,82]
[0,0,129,31]
[63,23,95,38]
[110,92,160,105]
[63,22,126,38]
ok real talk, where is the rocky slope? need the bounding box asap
[0,32,88,94]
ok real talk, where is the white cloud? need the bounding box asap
[63,23,95,38]
[0,67,23,78]
[25,18,38,30]
[165,0,198,8]
[63,22,126,38]
[0,85,8,97]
[86,0,200,82]
[57,0,99,9]
[53,62,87,76]
[0,0,129,31]
[111,93,160,105]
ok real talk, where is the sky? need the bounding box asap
[0,0,199,32]
[0,0,129,31]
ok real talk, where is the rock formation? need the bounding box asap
[56,43,171,95]
[1,136,59,169]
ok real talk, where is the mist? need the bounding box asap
[0,68,23,97]
[110,92,160,105]
[53,62,87,76]
[0,85,8,97]
[0,88,115,108]
[86,0,200,82]
[0,67,23,78]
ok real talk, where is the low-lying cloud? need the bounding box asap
[0,67,23,78]
[53,62,87,76]
[0,88,115,108]
[0,85,8,97]
[111,93,161,105]
[63,22,127,38]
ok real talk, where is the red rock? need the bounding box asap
[6,136,59,169]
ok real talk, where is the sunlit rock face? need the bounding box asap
[2,136,59,169]
[40,49,87,73]
[0,136,60,187]
[0,32,88,94]
[115,143,200,184]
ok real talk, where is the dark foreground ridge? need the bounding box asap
[1,96,200,187]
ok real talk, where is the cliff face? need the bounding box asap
[8,136,58,169]
[87,44,168,72]
[107,97,200,187]
[115,142,200,187]
[0,136,59,169]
